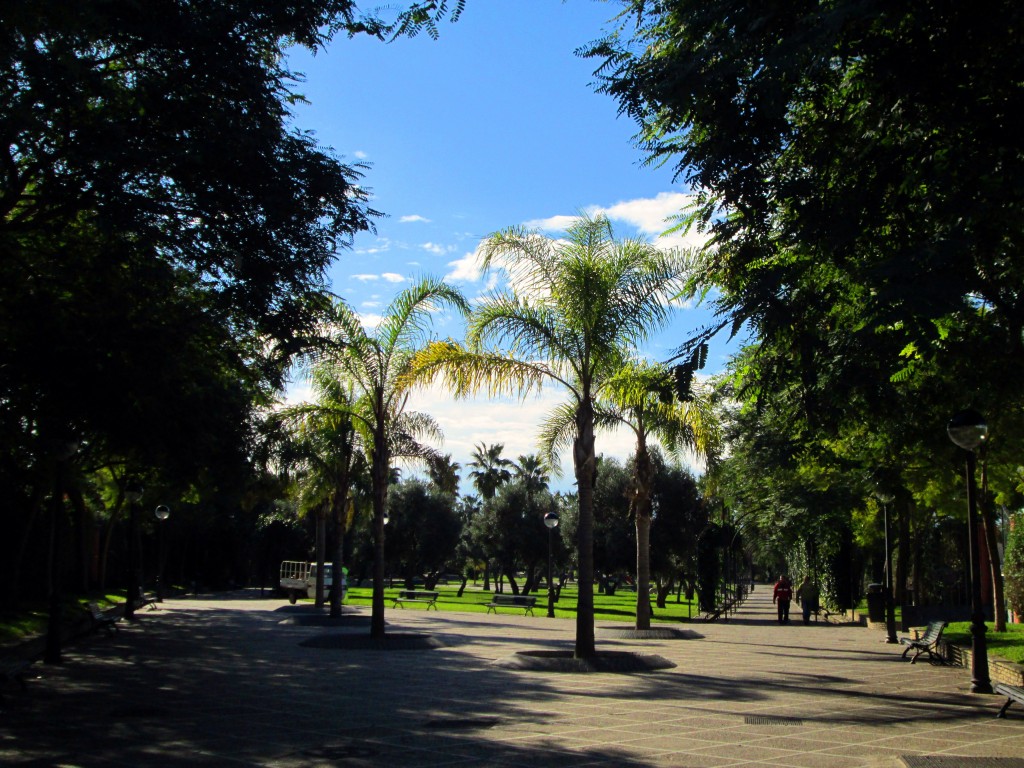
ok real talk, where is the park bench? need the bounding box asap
[899,620,947,664]
[390,590,439,610]
[995,683,1024,719]
[89,602,120,635]
[485,594,536,616]
[0,658,31,699]
[137,595,160,611]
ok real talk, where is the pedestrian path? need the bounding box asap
[2,586,1022,767]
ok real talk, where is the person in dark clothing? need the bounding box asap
[796,575,820,625]
[773,575,793,624]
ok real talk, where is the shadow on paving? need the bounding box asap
[0,603,685,767]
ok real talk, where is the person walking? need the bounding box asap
[773,574,793,624]
[795,575,820,625]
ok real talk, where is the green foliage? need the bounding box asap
[586,1,1024,514]
[385,480,462,586]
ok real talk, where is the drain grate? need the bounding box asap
[902,759,1024,768]
[744,715,803,726]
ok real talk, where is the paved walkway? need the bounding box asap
[2,586,1023,767]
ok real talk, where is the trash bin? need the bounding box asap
[866,582,886,622]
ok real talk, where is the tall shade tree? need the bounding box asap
[586,0,1024,430]
[318,282,469,638]
[410,214,685,658]
[603,362,721,629]
[468,442,514,500]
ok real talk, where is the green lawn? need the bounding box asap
[343,584,701,623]
[941,621,1024,664]
[0,594,122,646]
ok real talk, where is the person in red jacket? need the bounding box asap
[773,575,793,624]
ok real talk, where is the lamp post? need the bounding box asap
[947,409,992,694]
[154,505,170,602]
[543,511,560,618]
[123,481,144,620]
[874,489,898,644]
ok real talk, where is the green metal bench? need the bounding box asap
[899,620,947,664]
[995,683,1023,719]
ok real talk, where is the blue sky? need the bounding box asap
[283,0,736,490]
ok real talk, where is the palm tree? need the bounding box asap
[319,280,469,638]
[513,453,550,496]
[275,368,362,617]
[602,362,721,629]
[468,442,514,500]
[410,214,686,658]
[427,453,461,497]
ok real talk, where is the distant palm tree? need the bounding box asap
[427,453,461,497]
[275,368,363,616]
[602,361,721,629]
[410,214,687,658]
[468,442,513,500]
[318,280,469,638]
[513,453,550,496]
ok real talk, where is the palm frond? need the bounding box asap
[535,400,579,473]
[406,340,568,400]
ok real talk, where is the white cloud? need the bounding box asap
[445,247,486,282]
[420,242,450,256]
[354,236,392,255]
[523,193,711,252]
[359,312,384,329]
[353,150,368,160]
[523,213,581,233]
[352,274,379,281]
[381,272,406,283]
[405,380,706,493]
[399,214,430,223]
[599,193,692,235]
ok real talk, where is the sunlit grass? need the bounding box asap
[341,584,700,623]
[0,593,123,644]
[942,621,1024,664]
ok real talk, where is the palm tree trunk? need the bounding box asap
[573,398,597,659]
[315,508,326,607]
[371,425,389,639]
[632,440,655,631]
[636,513,652,630]
[330,494,346,619]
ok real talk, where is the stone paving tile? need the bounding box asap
[4,587,1024,767]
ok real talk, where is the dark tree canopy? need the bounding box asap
[588,1,1024,420]
[1,0,387,473]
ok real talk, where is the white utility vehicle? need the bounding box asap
[279,561,347,604]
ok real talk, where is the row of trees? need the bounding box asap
[12,0,1023,667]
[330,446,708,602]
[583,0,1024,623]
[270,213,721,656]
[0,0,465,660]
